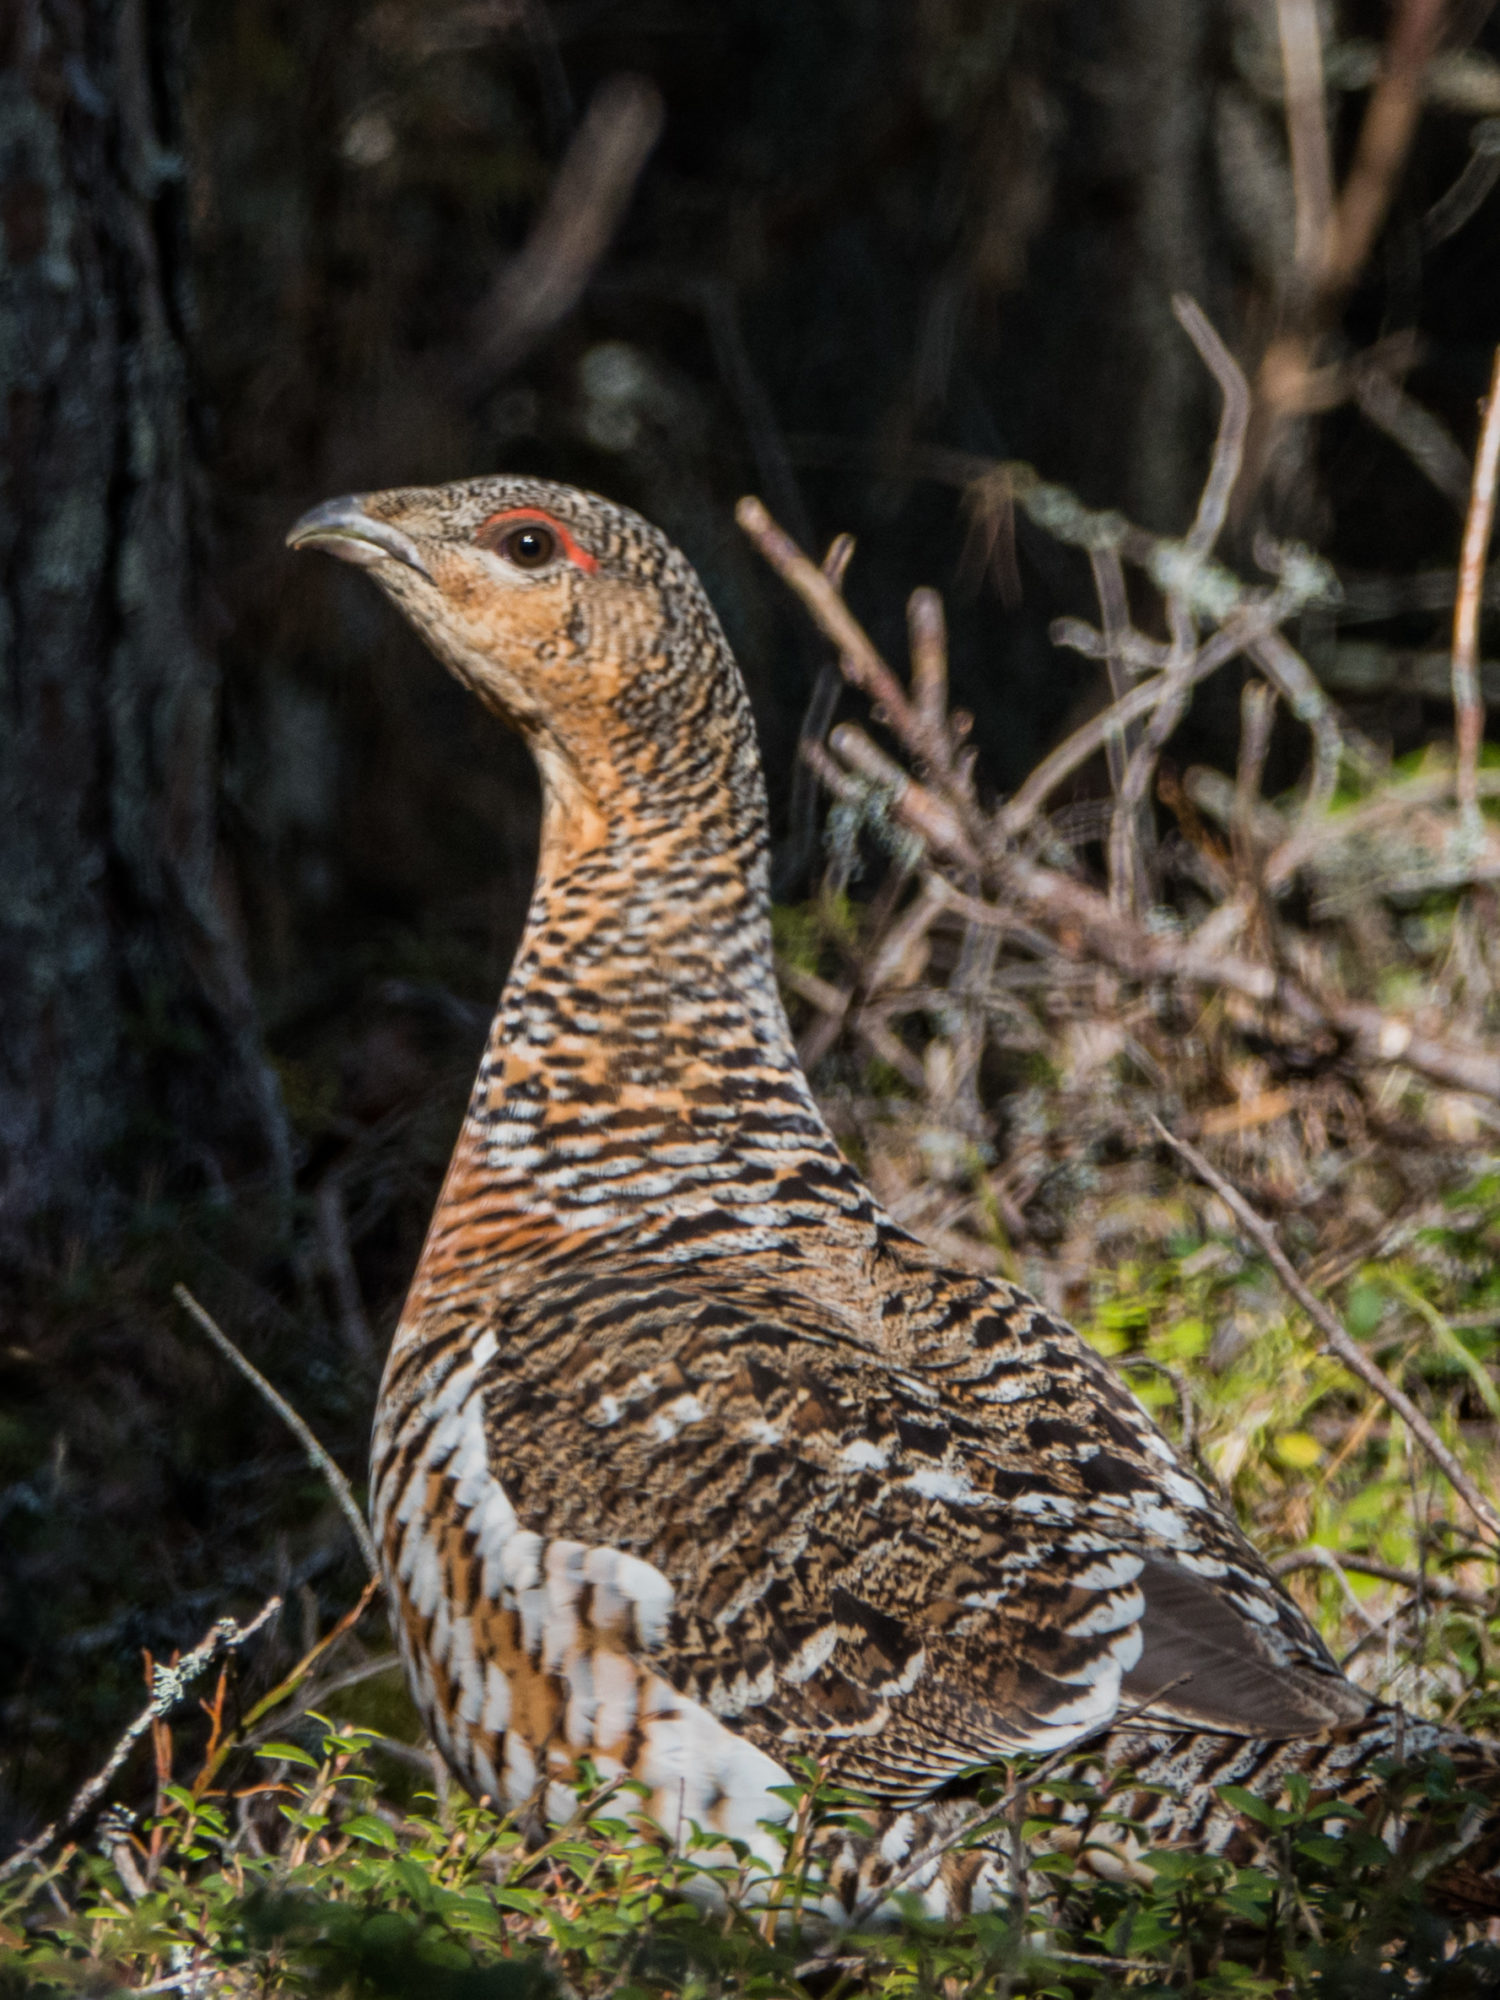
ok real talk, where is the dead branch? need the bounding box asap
[314,1173,379,1371]
[1422,117,1500,245]
[471,74,663,376]
[1274,1549,1493,1610]
[0,1596,281,1883]
[1276,0,1336,289]
[174,1285,380,1578]
[1453,343,1500,819]
[1151,1120,1500,1545]
[1003,608,1286,839]
[827,723,979,870]
[1173,295,1253,552]
[1322,0,1448,304]
[735,496,976,827]
[1353,363,1472,512]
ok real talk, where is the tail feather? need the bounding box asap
[1084,1706,1500,1917]
[811,1706,1500,1924]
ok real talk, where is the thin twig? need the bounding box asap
[914,846,1500,1106]
[1234,680,1278,876]
[1275,0,1335,289]
[0,1596,281,1882]
[1173,295,1253,554]
[1245,627,1346,825]
[1274,1545,1385,1631]
[1150,1121,1500,1544]
[314,1173,379,1370]
[1453,342,1500,820]
[907,588,950,741]
[1353,363,1472,512]
[828,723,980,869]
[1090,546,1150,911]
[1273,1550,1493,1610]
[174,1285,380,1578]
[1422,120,1500,246]
[1320,0,1448,303]
[470,73,663,377]
[737,495,979,839]
[1002,607,1285,839]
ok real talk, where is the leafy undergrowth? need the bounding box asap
[6,1719,1500,1998]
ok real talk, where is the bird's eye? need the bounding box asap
[498,523,558,570]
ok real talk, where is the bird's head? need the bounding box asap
[287,476,752,816]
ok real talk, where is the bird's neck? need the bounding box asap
[401,739,866,1320]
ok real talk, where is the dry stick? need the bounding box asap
[1234,680,1278,876]
[1352,364,1473,513]
[1274,1545,1385,1633]
[1103,291,1260,908]
[470,73,663,376]
[1053,617,1171,674]
[1423,123,1500,248]
[907,587,950,741]
[914,837,1500,1106]
[737,496,920,743]
[1274,1550,1492,1611]
[875,758,1500,1106]
[1246,627,1346,827]
[174,1285,380,1579]
[1004,607,1283,839]
[1320,0,1448,305]
[827,723,980,869]
[314,1173,379,1370]
[1453,342,1500,821]
[1275,0,1336,287]
[735,496,978,840]
[1257,0,1444,480]
[1090,546,1148,912]
[1150,1120,1500,1544]
[0,1596,282,1883]
[1173,295,1253,554]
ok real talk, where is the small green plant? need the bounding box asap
[6,1700,1500,1997]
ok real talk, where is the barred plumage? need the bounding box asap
[289,477,1500,1921]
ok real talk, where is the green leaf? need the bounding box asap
[1217,1785,1281,1828]
[340,1813,397,1850]
[255,1741,320,1769]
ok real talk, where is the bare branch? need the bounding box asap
[1322,0,1449,303]
[1003,609,1284,840]
[907,588,949,738]
[1173,296,1253,553]
[1151,1120,1500,1545]
[315,1174,379,1371]
[471,74,663,376]
[0,1596,281,1882]
[1453,343,1500,819]
[1276,0,1336,286]
[1354,364,1473,512]
[1274,1549,1493,1610]
[1234,680,1278,874]
[174,1285,380,1579]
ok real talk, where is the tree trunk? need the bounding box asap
[0,0,288,1244]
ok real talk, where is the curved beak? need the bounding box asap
[286,497,433,581]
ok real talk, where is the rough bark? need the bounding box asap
[0,0,288,1242]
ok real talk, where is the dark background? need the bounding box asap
[3,0,1500,1844]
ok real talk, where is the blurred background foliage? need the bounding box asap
[7,0,1500,1885]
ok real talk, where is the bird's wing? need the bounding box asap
[471,1260,1362,1803]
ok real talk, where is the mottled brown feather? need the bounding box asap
[287,477,1500,1920]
